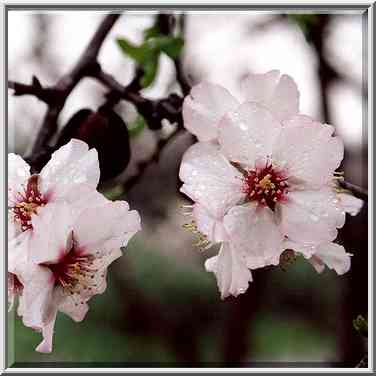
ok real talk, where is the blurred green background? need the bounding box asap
[9,235,367,366]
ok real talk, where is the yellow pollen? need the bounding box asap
[15,202,39,215]
[258,174,273,190]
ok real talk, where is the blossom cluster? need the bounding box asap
[8,139,141,352]
[179,70,364,299]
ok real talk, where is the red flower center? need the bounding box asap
[11,175,47,231]
[45,242,104,303]
[8,272,23,295]
[243,160,289,210]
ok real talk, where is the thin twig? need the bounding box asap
[8,13,121,171]
[339,180,368,202]
[91,65,184,129]
[8,77,59,105]
[157,13,191,96]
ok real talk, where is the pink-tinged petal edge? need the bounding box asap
[183,82,239,142]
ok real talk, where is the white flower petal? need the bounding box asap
[279,189,345,246]
[8,212,22,242]
[68,184,109,217]
[183,82,239,142]
[223,203,284,269]
[73,201,141,255]
[242,71,299,121]
[337,192,364,216]
[8,153,30,206]
[18,265,55,329]
[35,307,58,354]
[268,74,299,121]
[205,243,252,299]
[218,102,282,166]
[193,204,227,243]
[30,203,73,264]
[39,139,100,201]
[241,70,280,103]
[59,295,89,322]
[8,230,30,276]
[310,243,351,275]
[273,116,344,188]
[179,142,245,218]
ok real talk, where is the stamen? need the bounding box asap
[242,162,289,210]
[10,174,47,231]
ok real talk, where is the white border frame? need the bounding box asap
[0,1,373,373]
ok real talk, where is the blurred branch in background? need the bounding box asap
[8,13,191,178]
[8,13,366,199]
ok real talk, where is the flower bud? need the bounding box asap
[57,107,130,181]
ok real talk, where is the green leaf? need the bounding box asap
[353,315,368,338]
[128,114,147,138]
[116,38,148,64]
[150,36,184,59]
[143,25,161,40]
[117,32,184,88]
[140,58,159,88]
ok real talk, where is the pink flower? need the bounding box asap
[180,75,363,299]
[183,70,299,143]
[8,139,141,352]
[19,201,140,353]
[8,139,100,241]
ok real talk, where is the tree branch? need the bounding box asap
[339,180,368,202]
[8,13,121,171]
[8,76,60,105]
[90,65,184,130]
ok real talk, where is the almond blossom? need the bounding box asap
[8,139,101,326]
[182,70,299,143]
[8,139,141,353]
[179,72,363,299]
[8,139,100,242]
[19,200,141,353]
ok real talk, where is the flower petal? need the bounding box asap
[8,230,30,275]
[278,189,345,246]
[268,74,299,121]
[8,212,22,242]
[179,142,245,218]
[205,242,252,299]
[59,294,89,322]
[30,203,73,264]
[242,71,299,121]
[18,265,55,329]
[39,139,100,201]
[73,201,141,255]
[218,102,282,166]
[193,204,228,243]
[310,243,351,275]
[242,70,280,103]
[273,116,344,188]
[35,307,58,353]
[183,82,239,142]
[223,203,284,269]
[68,184,109,217]
[337,192,364,216]
[8,153,30,206]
